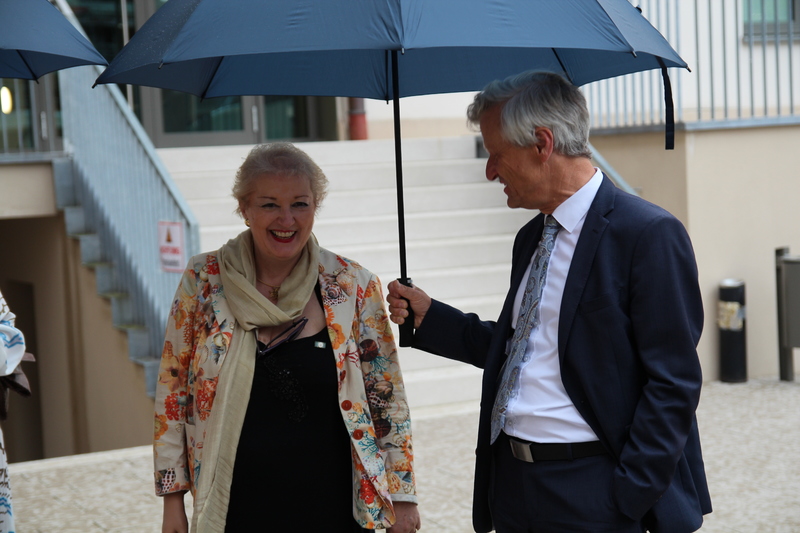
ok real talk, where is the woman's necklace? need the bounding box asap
[257,278,281,302]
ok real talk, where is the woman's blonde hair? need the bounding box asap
[233,142,329,216]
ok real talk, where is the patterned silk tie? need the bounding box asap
[490,215,561,443]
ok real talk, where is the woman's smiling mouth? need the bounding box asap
[270,230,296,242]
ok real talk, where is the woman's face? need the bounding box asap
[240,173,316,269]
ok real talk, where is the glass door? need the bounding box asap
[0,78,35,153]
[264,96,312,140]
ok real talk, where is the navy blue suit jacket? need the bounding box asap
[414,177,712,533]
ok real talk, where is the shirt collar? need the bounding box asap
[550,168,603,234]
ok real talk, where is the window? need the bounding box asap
[0,79,34,152]
[162,93,244,133]
[68,0,135,62]
[743,0,800,40]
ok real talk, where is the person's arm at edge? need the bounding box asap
[0,289,25,376]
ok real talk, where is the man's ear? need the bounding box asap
[534,127,555,161]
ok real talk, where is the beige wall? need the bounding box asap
[70,243,154,452]
[365,91,477,140]
[0,167,154,459]
[367,117,474,140]
[590,132,690,226]
[1,215,83,458]
[0,163,58,218]
[592,125,800,380]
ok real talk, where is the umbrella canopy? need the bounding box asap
[96,0,686,99]
[0,0,107,80]
[95,0,688,344]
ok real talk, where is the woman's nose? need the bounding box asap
[278,207,294,225]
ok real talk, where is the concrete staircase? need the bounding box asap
[157,136,534,416]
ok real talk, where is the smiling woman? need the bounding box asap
[153,143,421,533]
[233,145,324,287]
[239,173,316,282]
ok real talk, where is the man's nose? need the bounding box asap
[485,157,497,181]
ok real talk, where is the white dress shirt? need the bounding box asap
[505,169,603,443]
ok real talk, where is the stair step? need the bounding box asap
[172,158,489,201]
[332,234,515,276]
[200,207,531,252]
[323,158,488,190]
[157,136,481,174]
[322,181,506,216]
[314,207,531,247]
[187,181,508,226]
[408,263,511,301]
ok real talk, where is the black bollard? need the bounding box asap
[718,279,747,383]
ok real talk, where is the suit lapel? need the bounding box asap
[557,176,616,358]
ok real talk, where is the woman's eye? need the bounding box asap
[293,202,310,208]
[260,203,277,209]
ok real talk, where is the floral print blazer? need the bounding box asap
[154,247,416,528]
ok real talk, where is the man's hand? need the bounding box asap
[387,281,432,330]
[387,501,421,533]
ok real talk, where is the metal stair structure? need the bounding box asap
[158,136,534,414]
[53,61,201,398]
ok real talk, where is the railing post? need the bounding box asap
[776,247,796,381]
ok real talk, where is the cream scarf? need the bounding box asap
[191,229,320,532]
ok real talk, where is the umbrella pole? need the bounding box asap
[392,49,415,347]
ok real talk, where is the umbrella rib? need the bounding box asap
[593,0,637,56]
[551,49,572,84]
[14,50,39,81]
[199,57,225,100]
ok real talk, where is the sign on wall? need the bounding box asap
[158,221,185,273]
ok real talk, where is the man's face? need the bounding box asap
[480,105,556,212]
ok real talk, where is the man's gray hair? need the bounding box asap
[467,71,592,158]
[233,142,328,216]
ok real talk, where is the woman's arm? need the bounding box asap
[154,267,198,496]
[387,501,421,533]
[161,491,189,533]
[359,275,417,502]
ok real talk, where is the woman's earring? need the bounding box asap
[245,219,251,227]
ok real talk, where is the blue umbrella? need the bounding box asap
[0,0,107,80]
[96,0,685,97]
[95,0,688,344]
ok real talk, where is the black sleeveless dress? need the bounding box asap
[224,323,367,532]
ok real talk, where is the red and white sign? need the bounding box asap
[158,221,185,273]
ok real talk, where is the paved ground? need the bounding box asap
[8,377,800,532]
